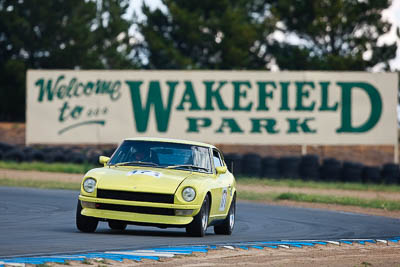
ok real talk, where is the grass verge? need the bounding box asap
[2,178,398,211]
[238,190,400,211]
[0,161,97,174]
[237,177,400,193]
[0,178,80,190]
[1,161,399,193]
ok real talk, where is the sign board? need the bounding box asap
[26,70,398,145]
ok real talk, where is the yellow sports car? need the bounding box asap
[76,137,236,237]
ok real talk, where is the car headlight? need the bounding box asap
[83,178,96,193]
[182,187,196,202]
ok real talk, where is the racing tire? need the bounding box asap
[214,195,236,235]
[186,195,210,237]
[76,200,98,233]
[108,220,127,231]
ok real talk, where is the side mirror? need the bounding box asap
[99,156,110,166]
[216,166,227,174]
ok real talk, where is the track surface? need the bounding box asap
[1,187,400,257]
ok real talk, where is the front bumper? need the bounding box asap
[79,195,201,225]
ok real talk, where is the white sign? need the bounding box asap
[26,70,398,145]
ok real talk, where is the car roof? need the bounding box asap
[123,137,216,149]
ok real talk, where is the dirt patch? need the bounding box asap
[238,184,400,201]
[36,242,400,267]
[0,169,83,183]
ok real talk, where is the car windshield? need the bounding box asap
[108,140,212,173]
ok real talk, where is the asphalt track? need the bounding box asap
[1,187,400,258]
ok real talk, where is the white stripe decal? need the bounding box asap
[105,251,175,257]
[326,241,340,245]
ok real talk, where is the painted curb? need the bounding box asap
[1,237,399,266]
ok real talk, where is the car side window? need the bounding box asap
[213,150,223,168]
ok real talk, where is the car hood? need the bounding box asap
[86,166,192,194]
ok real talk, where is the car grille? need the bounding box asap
[95,203,175,216]
[97,189,174,204]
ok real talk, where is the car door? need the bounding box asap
[209,149,232,216]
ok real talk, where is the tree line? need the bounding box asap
[0,0,398,121]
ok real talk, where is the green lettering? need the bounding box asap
[232,81,252,111]
[295,81,315,111]
[279,82,290,111]
[36,75,65,102]
[110,81,121,101]
[126,80,177,133]
[250,118,279,134]
[83,82,94,96]
[215,118,243,133]
[319,82,338,111]
[186,117,212,132]
[176,81,201,110]
[287,118,316,133]
[336,82,382,133]
[204,81,228,110]
[256,81,276,111]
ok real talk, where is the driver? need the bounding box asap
[132,147,151,162]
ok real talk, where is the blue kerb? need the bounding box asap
[312,241,327,245]
[2,237,399,265]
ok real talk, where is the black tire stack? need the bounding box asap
[299,155,320,180]
[3,148,25,162]
[242,153,262,177]
[261,156,279,178]
[341,161,363,183]
[381,163,400,184]
[320,158,342,182]
[224,153,243,175]
[278,156,301,179]
[362,166,382,184]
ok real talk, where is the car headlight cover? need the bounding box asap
[83,178,96,193]
[182,187,196,202]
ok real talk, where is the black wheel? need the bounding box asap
[214,195,236,235]
[108,220,127,230]
[76,200,98,233]
[186,195,210,237]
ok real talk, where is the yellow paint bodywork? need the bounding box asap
[78,137,236,227]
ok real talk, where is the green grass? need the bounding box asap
[0,178,80,190]
[1,160,400,211]
[238,190,400,211]
[0,160,97,174]
[237,177,400,193]
[1,160,399,193]
[1,177,400,211]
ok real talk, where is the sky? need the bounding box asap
[128,0,400,71]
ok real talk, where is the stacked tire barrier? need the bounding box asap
[0,142,116,166]
[299,155,319,180]
[0,141,400,185]
[278,156,301,179]
[320,158,341,181]
[224,153,243,175]
[224,152,400,185]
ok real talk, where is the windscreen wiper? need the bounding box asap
[166,164,209,172]
[112,161,159,167]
